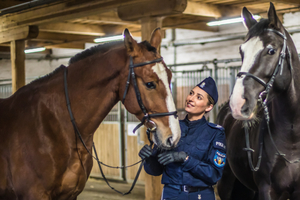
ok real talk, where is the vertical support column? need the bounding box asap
[11,40,25,93]
[141,16,164,200]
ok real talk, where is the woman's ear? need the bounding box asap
[205,104,214,113]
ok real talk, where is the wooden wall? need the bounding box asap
[91,123,121,179]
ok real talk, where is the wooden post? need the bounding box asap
[11,40,25,93]
[141,16,164,200]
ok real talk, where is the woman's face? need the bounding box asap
[185,86,213,117]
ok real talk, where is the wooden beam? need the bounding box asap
[0,0,149,31]
[39,23,106,36]
[68,11,140,26]
[163,18,219,32]
[184,1,250,18]
[184,1,222,18]
[0,26,38,44]
[0,0,27,9]
[26,40,86,49]
[118,0,187,21]
[266,0,300,6]
[11,40,25,93]
[36,32,99,42]
[39,23,141,37]
[141,17,164,200]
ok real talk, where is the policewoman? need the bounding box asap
[139,77,226,200]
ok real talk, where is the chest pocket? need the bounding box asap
[188,143,210,161]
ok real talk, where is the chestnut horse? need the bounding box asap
[0,28,180,199]
[217,3,300,200]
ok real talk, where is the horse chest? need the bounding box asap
[54,153,92,199]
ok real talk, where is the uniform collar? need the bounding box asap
[183,115,207,127]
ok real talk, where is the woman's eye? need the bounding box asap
[267,49,276,55]
[145,82,156,89]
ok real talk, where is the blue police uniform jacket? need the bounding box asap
[144,116,226,187]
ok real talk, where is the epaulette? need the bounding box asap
[208,122,224,131]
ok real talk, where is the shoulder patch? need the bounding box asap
[213,150,226,168]
[208,123,224,131]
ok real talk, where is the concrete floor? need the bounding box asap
[78,178,221,200]
[78,179,145,200]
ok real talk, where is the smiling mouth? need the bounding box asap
[186,102,194,107]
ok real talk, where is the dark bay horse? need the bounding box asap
[217,3,300,200]
[0,28,180,199]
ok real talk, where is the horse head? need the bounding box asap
[230,2,293,121]
[120,28,180,149]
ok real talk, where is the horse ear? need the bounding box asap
[268,2,283,30]
[150,27,162,50]
[123,28,139,54]
[242,7,257,31]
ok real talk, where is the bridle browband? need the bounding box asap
[63,55,177,195]
[237,28,300,172]
[122,56,178,133]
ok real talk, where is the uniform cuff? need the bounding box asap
[182,156,200,171]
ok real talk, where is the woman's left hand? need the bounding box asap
[158,151,188,165]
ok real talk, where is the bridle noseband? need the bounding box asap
[122,56,178,134]
[236,29,300,172]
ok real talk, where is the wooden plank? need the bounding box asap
[163,18,219,32]
[0,26,38,44]
[11,40,25,93]
[0,0,149,31]
[91,123,121,179]
[39,23,106,36]
[184,1,245,18]
[118,0,187,21]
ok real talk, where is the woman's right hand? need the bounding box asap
[138,145,152,160]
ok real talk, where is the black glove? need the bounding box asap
[138,145,152,160]
[158,151,188,165]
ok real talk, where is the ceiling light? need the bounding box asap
[24,47,46,54]
[94,35,124,43]
[207,15,261,26]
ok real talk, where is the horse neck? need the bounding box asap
[271,34,300,124]
[65,48,127,136]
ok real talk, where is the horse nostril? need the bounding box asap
[166,137,173,147]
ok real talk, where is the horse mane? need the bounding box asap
[27,40,156,86]
[69,41,124,64]
[28,65,66,86]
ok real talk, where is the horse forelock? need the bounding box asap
[151,62,180,140]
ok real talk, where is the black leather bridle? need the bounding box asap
[237,29,300,172]
[122,56,178,133]
[63,55,178,195]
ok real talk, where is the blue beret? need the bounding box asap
[197,77,218,105]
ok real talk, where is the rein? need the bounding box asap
[237,28,300,171]
[63,55,177,195]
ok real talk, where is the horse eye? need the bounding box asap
[267,49,276,55]
[145,82,156,89]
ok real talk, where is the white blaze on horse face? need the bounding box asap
[152,63,180,144]
[230,37,264,119]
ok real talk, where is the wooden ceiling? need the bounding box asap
[0,0,299,52]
